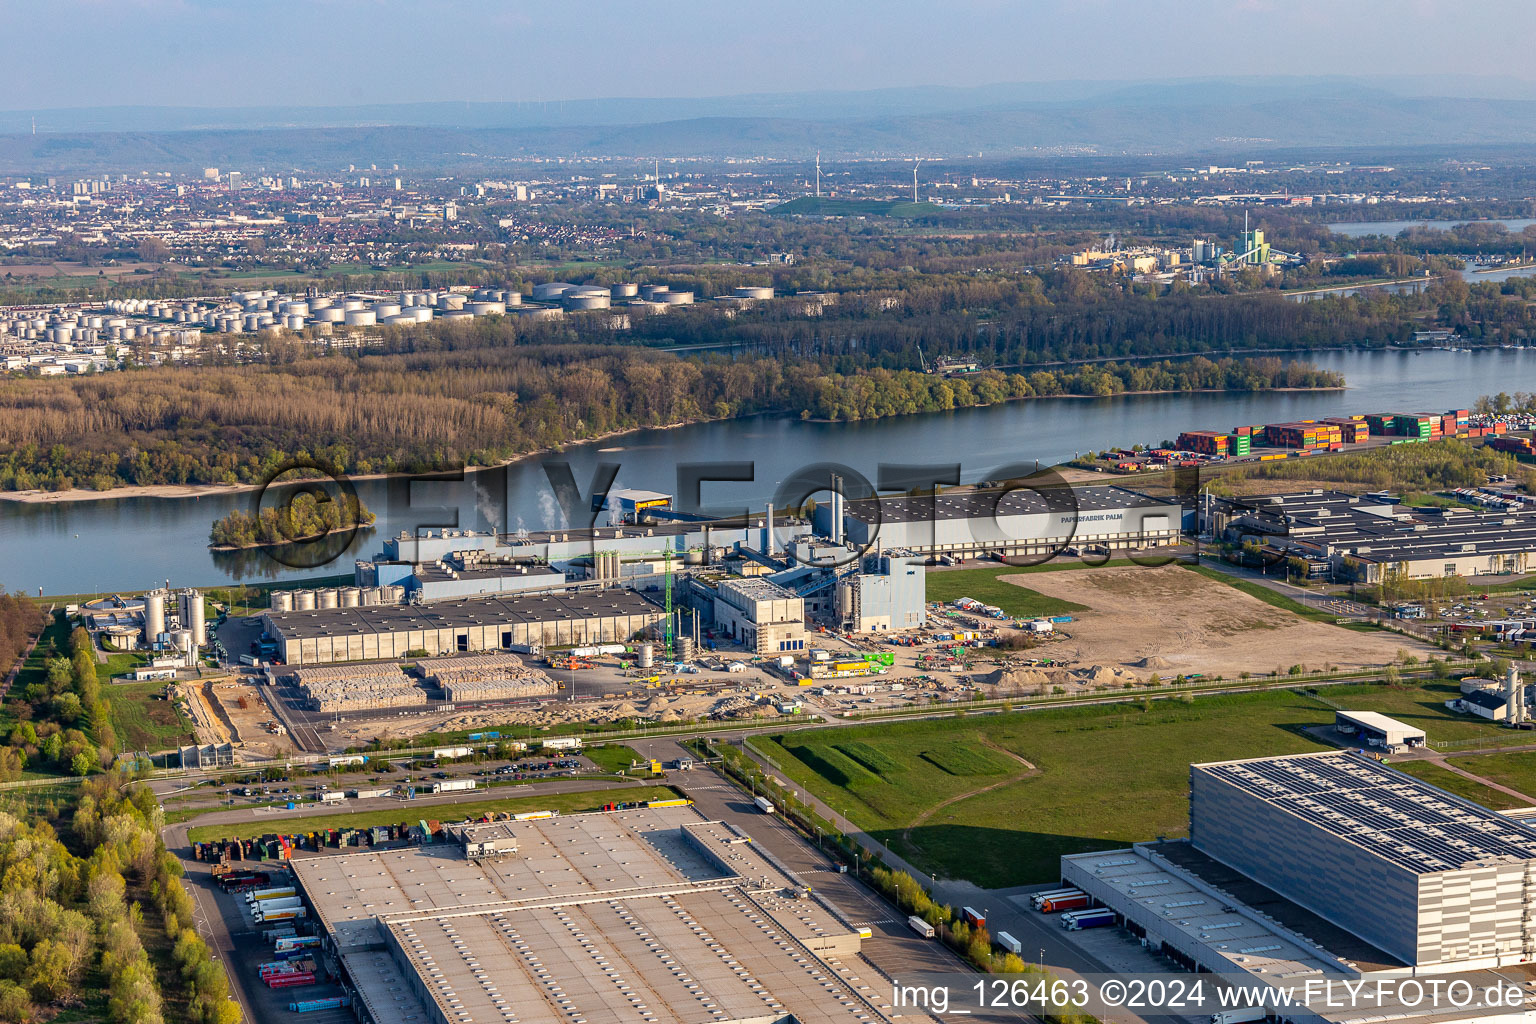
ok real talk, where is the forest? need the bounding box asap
[208,490,376,548]
[0,346,1340,492]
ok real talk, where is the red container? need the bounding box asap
[1040,894,1091,913]
[266,972,316,989]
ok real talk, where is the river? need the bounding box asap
[4,347,1535,595]
[1327,218,1536,238]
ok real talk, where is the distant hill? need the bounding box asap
[6,78,1536,172]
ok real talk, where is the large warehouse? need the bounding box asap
[1212,489,1536,581]
[813,484,1180,559]
[261,590,663,665]
[291,805,894,1024]
[1185,751,1536,968]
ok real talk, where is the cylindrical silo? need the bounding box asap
[316,588,339,609]
[339,587,361,607]
[270,590,294,612]
[293,589,316,610]
[637,643,654,669]
[343,309,376,327]
[178,589,206,647]
[143,590,166,643]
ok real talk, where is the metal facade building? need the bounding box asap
[1190,751,1536,968]
[835,553,927,632]
[262,590,662,665]
[814,485,1180,558]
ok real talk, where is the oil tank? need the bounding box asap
[465,301,506,316]
[339,587,361,607]
[316,588,339,609]
[611,283,639,298]
[293,590,316,611]
[435,293,466,310]
[343,309,376,327]
[270,590,295,612]
[562,294,610,311]
[637,643,654,669]
[372,303,402,318]
[733,286,774,300]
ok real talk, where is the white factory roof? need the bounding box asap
[1334,710,1427,742]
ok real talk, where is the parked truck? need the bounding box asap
[1062,908,1116,930]
[432,746,472,760]
[1038,892,1090,914]
[1030,887,1082,910]
[253,896,302,913]
[432,779,477,794]
[753,796,775,814]
[254,907,308,924]
[244,886,296,904]
[907,915,936,939]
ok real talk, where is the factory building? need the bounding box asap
[1213,489,1536,581]
[834,553,926,632]
[814,485,1180,559]
[709,577,807,655]
[292,806,879,1024]
[261,590,663,665]
[358,550,565,603]
[1188,751,1536,968]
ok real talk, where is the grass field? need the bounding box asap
[1389,760,1531,810]
[1437,752,1536,803]
[925,567,1088,619]
[108,682,196,752]
[584,744,645,774]
[185,785,677,843]
[756,681,1511,887]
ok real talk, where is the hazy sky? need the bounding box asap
[5,0,1535,109]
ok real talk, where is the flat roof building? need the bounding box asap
[1190,751,1536,968]
[1333,710,1427,750]
[814,485,1179,559]
[262,590,662,665]
[292,805,895,1024]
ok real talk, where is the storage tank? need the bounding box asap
[405,307,433,322]
[338,587,361,608]
[316,588,339,609]
[611,283,639,299]
[172,629,194,656]
[270,590,295,613]
[280,301,309,316]
[733,286,773,300]
[531,282,575,302]
[637,643,654,669]
[292,589,316,611]
[658,290,694,305]
[178,589,206,647]
[372,303,401,318]
[343,309,376,327]
[562,294,610,311]
[358,586,380,606]
[378,584,405,604]
[435,293,466,310]
[381,314,418,326]
[341,299,366,311]
[465,301,506,316]
[143,590,167,642]
[502,291,523,306]
[313,307,344,323]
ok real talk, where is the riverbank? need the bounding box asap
[0,419,701,506]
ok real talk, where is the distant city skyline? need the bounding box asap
[3,0,1536,113]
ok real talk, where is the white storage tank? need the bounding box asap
[372,303,402,318]
[637,643,654,669]
[314,308,344,323]
[270,590,295,612]
[316,588,339,609]
[611,283,639,298]
[338,587,361,608]
[734,286,774,300]
[531,282,575,302]
[343,309,376,327]
[563,293,610,311]
[144,590,167,642]
[465,301,505,315]
[178,589,206,647]
[435,293,466,310]
[378,584,405,604]
[293,589,316,611]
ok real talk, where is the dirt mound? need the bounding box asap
[981,667,1055,690]
[1134,656,1174,669]
[1072,665,1142,688]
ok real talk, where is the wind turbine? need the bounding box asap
[912,159,921,203]
[815,152,821,197]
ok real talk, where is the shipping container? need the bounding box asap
[290,997,352,1013]
[753,796,775,814]
[960,906,986,929]
[907,915,936,939]
[996,931,1023,954]
[431,779,476,794]
[266,972,316,989]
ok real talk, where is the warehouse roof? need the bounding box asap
[1193,751,1536,873]
[264,589,660,640]
[1334,710,1426,742]
[294,807,885,1024]
[1225,488,1536,565]
[842,484,1171,525]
